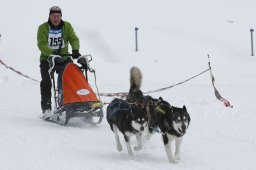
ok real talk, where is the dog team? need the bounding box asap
[107,66,191,164]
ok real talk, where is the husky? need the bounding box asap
[144,96,191,163]
[106,67,147,156]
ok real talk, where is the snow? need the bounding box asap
[1,0,256,169]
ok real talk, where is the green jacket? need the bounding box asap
[37,20,80,62]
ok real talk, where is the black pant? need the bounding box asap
[40,61,52,111]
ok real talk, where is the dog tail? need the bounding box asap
[130,66,142,91]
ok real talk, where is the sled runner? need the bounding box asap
[46,54,103,125]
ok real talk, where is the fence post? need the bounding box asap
[250,29,254,56]
[135,27,139,51]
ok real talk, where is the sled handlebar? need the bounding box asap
[77,55,95,73]
[60,54,93,62]
[48,55,62,73]
[48,54,95,73]
[79,54,93,62]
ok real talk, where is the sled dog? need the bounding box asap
[106,67,147,156]
[144,96,191,163]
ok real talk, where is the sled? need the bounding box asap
[47,54,103,125]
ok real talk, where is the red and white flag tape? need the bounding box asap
[208,55,233,108]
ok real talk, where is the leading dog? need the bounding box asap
[107,67,147,156]
[144,96,191,163]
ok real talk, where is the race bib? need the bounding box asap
[48,29,64,49]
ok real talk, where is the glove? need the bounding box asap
[54,56,64,74]
[77,57,88,70]
[54,57,64,65]
[72,50,81,59]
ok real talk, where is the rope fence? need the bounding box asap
[0,55,233,108]
[0,59,39,83]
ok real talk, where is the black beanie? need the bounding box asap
[49,6,62,16]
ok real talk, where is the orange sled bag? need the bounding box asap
[59,63,99,106]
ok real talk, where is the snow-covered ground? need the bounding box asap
[0,0,256,169]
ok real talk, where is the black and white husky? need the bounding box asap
[106,67,147,156]
[145,96,191,163]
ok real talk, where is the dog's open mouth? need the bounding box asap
[178,128,186,134]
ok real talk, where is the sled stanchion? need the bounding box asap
[50,71,58,110]
[250,29,254,56]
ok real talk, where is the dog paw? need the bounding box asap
[175,154,181,160]
[169,158,178,164]
[134,146,142,151]
[128,151,134,156]
[145,134,152,141]
[116,144,122,152]
[175,156,180,161]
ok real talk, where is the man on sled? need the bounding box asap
[37,6,103,124]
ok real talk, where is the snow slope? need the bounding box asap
[0,0,256,169]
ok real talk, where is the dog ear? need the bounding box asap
[183,105,187,111]
[170,106,173,113]
[131,113,137,120]
[159,97,163,101]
